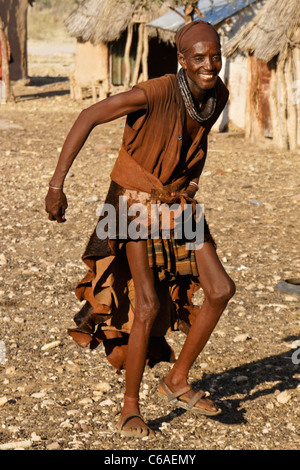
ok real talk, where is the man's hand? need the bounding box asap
[171,189,196,200]
[45,188,68,223]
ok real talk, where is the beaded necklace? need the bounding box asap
[177,68,216,123]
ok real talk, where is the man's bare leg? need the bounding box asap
[161,242,236,412]
[119,240,160,435]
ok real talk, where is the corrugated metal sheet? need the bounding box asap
[148,0,259,32]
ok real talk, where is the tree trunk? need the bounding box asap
[0,19,12,102]
[1,0,30,81]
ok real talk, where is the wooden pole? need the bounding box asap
[124,23,133,89]
[244,56,252,141]
[269,64,281,148]
[142,24,149,82]
[285,51,297,150]
[132,23,144,85]
[293,44,300,147]
[0,19,12,103]
[277,56,289,150]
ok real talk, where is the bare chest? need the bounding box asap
[182,112,202,146]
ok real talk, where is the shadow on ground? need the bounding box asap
[13,76,71,101]
[149,343,300,431]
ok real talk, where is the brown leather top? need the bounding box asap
[110,73,228,191]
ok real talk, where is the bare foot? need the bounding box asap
[117,413,154,437]
[117,396,154,437]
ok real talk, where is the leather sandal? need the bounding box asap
[158,377,221,416]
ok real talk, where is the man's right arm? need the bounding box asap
[45,87,147,223]
[49,87,147,189]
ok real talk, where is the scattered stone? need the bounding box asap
[85,195,99,203]
[0,254,7,266]
[31,391,47,399]
[8,426,20,433]
[60,420,72,429]
[5,366,16,376]
[78,398,93,405]
[47,442,61,451]
[0,396,8,407]
[41,399,56,408]
[92,382,111,393]
[65,361,81,372]
[284,295,299,301]
[236,375,248,383]
[99,398,115,407]
[233,333,250,343]
[276,391,292,404]
[14,317,25,324]
[31,432,41,442]
[0,440,32,450]
[41,340,61,351]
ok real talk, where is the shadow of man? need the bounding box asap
[150,340,299,429]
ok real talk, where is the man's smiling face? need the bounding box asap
[178,40,222,99]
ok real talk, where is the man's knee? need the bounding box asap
[135,295,160,330]
[206,278,236,307]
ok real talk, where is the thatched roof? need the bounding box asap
[65,0,176,44]
[223,0,300,61]
[147,0,262,45]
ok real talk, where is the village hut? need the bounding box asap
[223,0,300,150]
[64,0,179,101]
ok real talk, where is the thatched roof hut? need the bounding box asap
[223,0,300,62]
[223,0,300,149]
[147,0,262,45]
[65,0,136,44]
[65,0,178,100]
[64,0,178,45]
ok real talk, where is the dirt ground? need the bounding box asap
[0,44,299,452]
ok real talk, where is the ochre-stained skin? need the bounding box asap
[45,24,235,436]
